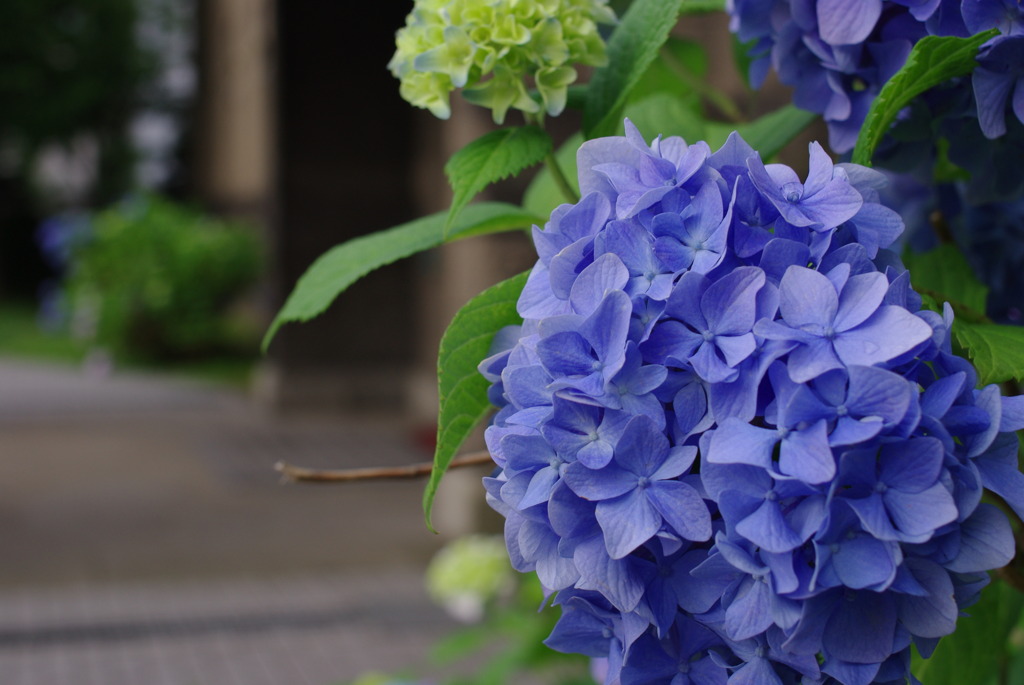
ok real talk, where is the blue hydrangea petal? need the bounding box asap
[830,417,884,446]
[520,467,562,509]
[832,306,932,367]
[794,177,866,229]
[580,290,633,364]
[777,420,834,483]
[975,431,1024,514]
[714,333,758,369]
[564,461,638,500]
[578,138,649,201]
[519,261,573,318]
[816,0,882,45]
[578,440,615,469]
[570,253,630,316]
[834,272,889,332]
[544,596,622,657]
[735,498,805,553]
[689,340,740,383]
[846,494,900,541]
[687,657,731,684]
[597,489,663,558]
[846,365,915,423]
[549,237,595,300]
[963,0,1020,34]
[804,140,844,196]
[614,414,670,476]
[724,575,775,641]
[548,480,597,541]
[504,364,554,409]
[701,448,773,500]
[537,331,598,376]
[640,319,703,366]
[728,655,784,685]
[1000,394,1024,431]
[821,657,882,685]
[502,433,557,471]
[974,66,1016,138]
[573,536,647,613]
[779,265,838,328]
[831,535,897,590]
[703,267,766,335]
[519,519,581,590]
[652,445,698,481]
[843,202,905,257]
[896,558,958,638]
[710,339,793,422]
[707,418,778,470]
[884,484,957,539]
[879,437,943,491]
[683,550,740,613]
[823,590,896,664]
[787,336,845,383]
[648,480,712,542]
[945,502,1015,573]
[966,384,1001,458]
[759,239,811,285]
[665,270,709,327]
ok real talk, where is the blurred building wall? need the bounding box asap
[194,1,424,411]
[194,0,274,223]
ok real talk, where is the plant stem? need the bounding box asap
[276,450,493,483]
[659,46,745,124]
[546,150,579,204]
[929,210,956,245]
[526,112,579,204]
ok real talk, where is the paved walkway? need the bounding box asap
[0,359,498,684]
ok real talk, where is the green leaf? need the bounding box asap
[424,270,529,532]
[680,0,725,10]
[953,322,1024,385]
[263,203,540,350]
[625,95,817,161]
[851,29,998,166]
[708,105,819,160]
[522,132,583,219]
[743,109,820,156]
[903,244,989,319]
[912,580,1024,684]
[444,126,552,235]
[583,0,681,139]
[624,92,708,142]
[629,36,708,106]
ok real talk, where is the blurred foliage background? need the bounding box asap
[0,0,264,379]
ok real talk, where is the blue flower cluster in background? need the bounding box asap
[889,177,1024,324]
[727,0,1024,200]
[479,122,1024,684]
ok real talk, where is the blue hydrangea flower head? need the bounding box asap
[478,121,1024,684]
[727,0,1024,158]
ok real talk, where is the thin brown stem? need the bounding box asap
[276,451,494,484]
[928,210,956,245]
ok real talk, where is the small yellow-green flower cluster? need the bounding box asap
[425,535,513,622]
[389,0,614,124]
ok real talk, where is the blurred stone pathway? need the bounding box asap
[0,359,494,684]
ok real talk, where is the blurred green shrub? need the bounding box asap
[59,194,263,361]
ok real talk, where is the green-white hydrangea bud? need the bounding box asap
[425,534,513,622]
[389,0,615,124]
